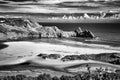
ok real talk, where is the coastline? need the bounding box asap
[0,16,120,78]
[0,40,120,67]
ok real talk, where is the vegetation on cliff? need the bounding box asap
[0,18,95,41]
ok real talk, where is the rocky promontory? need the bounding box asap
[0,18,95,41]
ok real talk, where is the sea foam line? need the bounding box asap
[57,39,120,51]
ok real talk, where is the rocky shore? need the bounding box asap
[37,53,120,65]
[0,18,95,41]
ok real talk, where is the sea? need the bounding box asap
[1,23,120,55]
[0,23,120,66]
[39,23,120,47]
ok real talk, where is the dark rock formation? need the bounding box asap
[74,27,95,38]
[0,43,8,49]
[61,55,89,62]
[47,54,61,59]
[0,18,95,41]
[37,54,48,59]
[37,53,61,59]
[61,53,120,65]
[0,18,41,41]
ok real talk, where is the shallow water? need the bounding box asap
[0,23,120,70]
[39,23,120,46]
[0,38,120,67]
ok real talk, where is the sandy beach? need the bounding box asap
[0,40,120,69]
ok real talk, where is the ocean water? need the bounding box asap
[0,23,120,67]
[39,23,120,47]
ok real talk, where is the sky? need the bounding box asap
[0,0,120,13]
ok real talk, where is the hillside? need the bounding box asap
[0,18,95,41]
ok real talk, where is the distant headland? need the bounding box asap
[0,17,95,41]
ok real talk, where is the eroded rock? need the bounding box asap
[75,27,95,38]
[0,18,95,41]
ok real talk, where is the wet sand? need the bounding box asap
[0,40,120,77]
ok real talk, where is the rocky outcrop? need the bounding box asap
[0,18,95,41]
[37,26,62,38]
[37,53,61,59]
[0,18,41,41]
[74,27,95,38]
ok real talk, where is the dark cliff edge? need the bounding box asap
[0,18,95,41]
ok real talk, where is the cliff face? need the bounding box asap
[0,18,41,41]
[0,18,95,41]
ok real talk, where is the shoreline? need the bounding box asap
[0,40,120,77]
[0,41,120,66]
[0,59,119,77]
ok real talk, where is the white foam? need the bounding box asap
[2,41,120,56]
[0,41,120,68]
[58,39,120,51]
